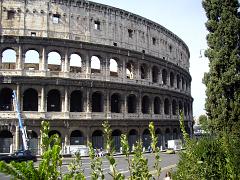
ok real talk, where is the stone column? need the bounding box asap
[159,68,163,85]
[64,88,69,112]
[122,59,126,82]
[40,87,45,112]
[61,92,65,112]
[64,133,69,154]
[149,66,152,82]
[105,56,110,81]
[16,46,23,70]
[64,50,70,73]
[105,90,110,118]
[85,53,91,77]
[16,85,21,110]
[40,47,47,71]
[123,94,127,117]
[15,126,20,151]
[138,92,142,116]
[86,89,91,118]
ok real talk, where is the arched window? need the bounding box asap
[92,91,103,112]
[49,130,61,138]
[112,129,122,152]
[91,56,101,73]
[0,88,13,111]
[70,90,83,112]
[154,97,161,114]
[0,130,13,153]
[164,98,170,115]
[155,129,162,148]
[111,93,121,113]
[127,94,137,113]
[23,88,38,111]
[2,49,16,69]
[170,72,175,87]
[110,58,118,77]
[70,130,84,145]
[47,89,61,112]
[47,51,61,71]
[177,74,181,89]
[162,69,168,85]
[126,62,134,79]
[70,54,82,73]
[142,95,150,114]
[142,129,151,150]
[25,50,40,70]
[152,66,159,83]
[92,130,103,149]
[140,64,148,79]
[172,100,177,115]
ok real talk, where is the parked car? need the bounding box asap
[0,150,37,163]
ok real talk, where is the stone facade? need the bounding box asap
[0,0,193,154]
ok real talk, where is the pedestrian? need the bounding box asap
[164,171,171,180]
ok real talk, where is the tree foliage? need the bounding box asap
[202,0,240,133]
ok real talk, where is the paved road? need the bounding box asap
[0,152,179,179]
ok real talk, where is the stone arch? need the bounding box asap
[92,130,104,149]
[47,89,61,112]
[128,129,138,150]
[92,91,103,112]
[70,130,84,145]
[172,99,177,115]
[0,87,13,111]
[2,48,16,69]
[0,130,13,153]
[140,63,148,79]
[110,58,118,77]
[112,129,122,152]
[142,129,151,150]
[127,94,137,113]
[142,95,150,114]
[162,69,168,85]
[126,61,134,79]
[170,72,175,87]
[111,93,121,113]
[28,131,38,155]
[70,53,82,73]
[23,88,38,111]
[70,90,83,112]
[91,55,101,73]
[164,98,170,115]
[24,49,40,70]
[152,66,159,83]
[155,128,163,148]
[47,51,62,71]
[154,96,161,114]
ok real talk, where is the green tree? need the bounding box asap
[198,114,209,132]
[202,0,240,133]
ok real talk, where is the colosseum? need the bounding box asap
[0,0,193,154]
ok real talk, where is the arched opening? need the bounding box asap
[152,66,159,83]
[111,93,121,113]
[165,128,171,148]
[155,128,162,148]
[140,64,148,79]
[128,129,138,151]
[0,88,13,111]
[0,130,13,153]
[92,130,103,149]
[92,91,103,112]
[2,49,16,69]
[127,94,137,113]
[110,58,118,77]
[28,131,38,155]
[170,72,175,87]
[70,54,82,73]
[48,130,61,138]
[142,129,151,150]
[126,62,134,79]
[173,128,178,139]
[164,98,170,115]
[70,130,84,145]
[70,90,83,112]
[179,101,183,114]
[91,56,101,73]
[162,69,168,85]
[23,88,38,111]
[142,95,150,114]
[154,97,161,114]
[47,51,61,71]
[172,100,177,115]
[177,74,180,89]
[47,89,61,112]
[25,50,40,70]
[112,129,122,152]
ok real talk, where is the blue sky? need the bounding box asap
[91,0,209,119]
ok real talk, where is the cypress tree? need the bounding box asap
[202,0,240,133]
